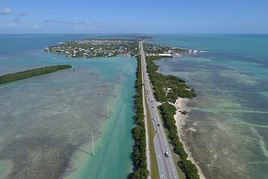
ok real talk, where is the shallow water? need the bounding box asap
[152,34,268,179]
[0,34,135,179]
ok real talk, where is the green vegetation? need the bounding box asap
[144,43,189,56]
[0,65,72,84]
[158,103,199,179]
[129,56,149,179]
[145,56,199,179]
[146,56,196,103]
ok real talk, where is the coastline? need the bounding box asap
[173,98,206,179]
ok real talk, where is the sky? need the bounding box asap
[0,0,268,33]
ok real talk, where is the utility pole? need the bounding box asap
[92,134,95,156]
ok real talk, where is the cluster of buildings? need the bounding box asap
[45,40,199,59]
[144,43,199,57]
[45,40,138,58]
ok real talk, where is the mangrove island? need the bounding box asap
[0,65,72,84]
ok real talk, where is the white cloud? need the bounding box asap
[0,8,13,15]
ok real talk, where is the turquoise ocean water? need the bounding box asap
[150,34,268,179]
[1,34,267,179]
[0,34,135,179]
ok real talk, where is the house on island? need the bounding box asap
[158,53,173,57]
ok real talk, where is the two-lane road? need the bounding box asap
[139,41,179,179]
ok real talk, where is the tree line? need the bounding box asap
[0,65,72,84]
[146,56,196,103]
[146,56,199,179]
[129,56,149,179]
[158,103,199,179]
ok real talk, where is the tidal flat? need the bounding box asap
[0,65,106,178]
[151,34,268,179]
[156,52,268,179]
[0,56,135,179]
[0,34,138,179]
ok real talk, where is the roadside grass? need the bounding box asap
[172,153,186,179]
[145,99,160,179]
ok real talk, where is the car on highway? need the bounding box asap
[164,152,169,158]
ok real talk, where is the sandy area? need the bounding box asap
[173,98,206,179]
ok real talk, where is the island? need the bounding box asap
[144,43,199,57]
[44,39,138,58]
[0,65,72,84]
[44,39,199,58]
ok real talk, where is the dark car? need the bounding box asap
[164,152,169,158]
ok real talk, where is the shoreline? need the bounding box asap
[173,98,206,179]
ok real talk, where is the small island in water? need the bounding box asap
[0,65,72,84]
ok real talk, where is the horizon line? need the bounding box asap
[0,32,268,35]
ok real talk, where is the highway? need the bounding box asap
[139,41,179,179]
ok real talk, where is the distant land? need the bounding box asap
[44,39,199,58]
